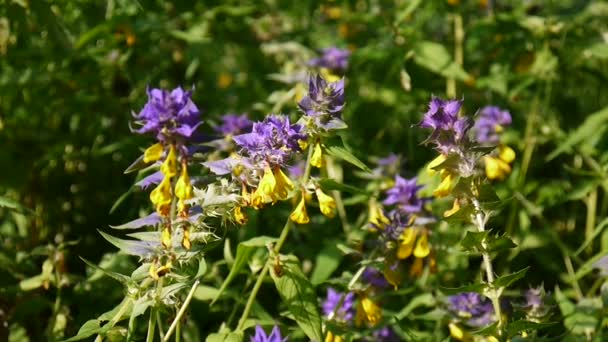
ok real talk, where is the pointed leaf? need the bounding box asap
[205,332,243,342]
[318,178,370,196]
[62,319,101,342]
[310,240,343,285]
[325,145,372,173]
[440,283,486,296]
[98,230,159,257]
[110,213,161,230]
[80,257,130,285]
[494,267,529,289]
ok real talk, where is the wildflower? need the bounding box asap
[161,227,172,249]
[397,228,416,259]
[355,295,382,327]
[216,113,253,136]
[324,331,345,342]
[362,267,390,289]
[369,326,399,342]
[383,176,426,214]
[448,292,495,327]
[251,325,287,342]
[474,106,512,145]
[182,227,191,250]
[315,188,336,218]
[174,165,193,213]
[419,97,473,154]
[409,257,424,277]
[308,47,350,73]
[322,288,355,322]
[290,195,309,224]
[311,142,325,168]
[434,171,456,198]
[160,144,178,178]
[517,286,552,322]
[132,86,202,142]
[298,74,346,131]
[150,176,172,216]
[143,143,164,163]
[234,206,248,225]
[444,199,461,217]
[149,260,172,280]
[368,201,389,229]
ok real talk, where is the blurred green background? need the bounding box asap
[2,0,608,340]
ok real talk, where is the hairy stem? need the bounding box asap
[163,280,200,342]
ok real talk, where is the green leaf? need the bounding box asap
[395,293,435,320]
[506,320,556,337]
[413,41,471,81]
[460,231,516,253]
[205,332,244,342]
[0,196,34,214]
[62,320,101,342]
[270,254,323,342]
[310,240,343,285]
[80,257,130,285]
[460,231,488,252]
[546,105,608,161]
[318,178,370,196]
[439,283,486,296]
[443,204,474,224]
[494,267,529,289]
[212,236,277,304]
[193,285,221,301]
[486,235,517,253]
[325,145,372,173]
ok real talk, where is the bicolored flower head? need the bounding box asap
[132,86,202,141]
[383,176,426,214]
[233,114,306,168]
[447,292,495,328]
[518,286,552,322]
[362,267,391,289]
[322,288,355,323]
[298,74,346,131]
[474,106,512,144]
[216,113,253,136]
[419,97,473,154]
[251,325,287,342]
[308,47,350,72]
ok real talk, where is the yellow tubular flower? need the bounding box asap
[290,195,309,224]
[383,262,402,289]
[150,176,172,216]
[397,228,417,260]
[149,262,158,280]
[444,199,461,217]
[448,323,473,342]
[484,156,511,180]
[369,201,389,228]
[427,154,447,176]
[175,166,193,213]
[315,188,336,218]
[182,227,191,250]
[499,144,516,163]
[143,143,164,163]
[413,231,430,258]
[160,145,177,177]
[433,171,455,198]
[253,167,276,206]
[355,296,382,327]
[161,227,172,249]
[272,168,294,201]
[234,206,248,225]
[311,142,324,168]
[325,331,345,342]
[410,257,424,277]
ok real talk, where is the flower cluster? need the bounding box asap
[216,113,253,136]
[474,106,515,180]
[251,325,287,342]
[419,97,473,155]
[297,75,346,133]
[448,292,495,328]
[322,287,355,323]
[308,47,350,73]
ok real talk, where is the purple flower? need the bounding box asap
[322,288,355,323]
[216,113,253,136]
[520,286,552,321]
[593,255,608,276]
[132,86,202,141]
[383,176,426,214]
[288,160,306,179]
[298,74,346,131]
[308,47,350,72]
[250,325,287,342]
[363,267,390,289]
[448,292,495,327]
[474,106,512,144]
[233,115,306,168]
[419,97,473,154]
[370,326,400,342]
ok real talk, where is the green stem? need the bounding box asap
[585,189,598,256]
[163,280,200,342]
[446,13,463,98]
[236,144,315,331]
[146,309,156,342]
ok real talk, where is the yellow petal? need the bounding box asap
[257,167,276,200]
[311,142,325,168]
[484,156,511,180]
[427,154,446,176]
[161,227,172,249]
[320,68,341,83]
[150,176,172,216]
[175,166,193,201]
[444,199,461,217]
[448,323,472,341]
[149,262,159,280]
[273,168,294,200]
[409,257,424,277]
[383,263,402,289]
[143,143,164,163]
[413,232,430,258]
[397,229,417,259]
[357,296,382,327]
[290,195,309,224]
[499,145,516,163]
[433,171,454,198]
[160,145,177,177]
[182,228,191,250]
[315,188,336,218]
[234,206,248,225]
[369,201,389,228]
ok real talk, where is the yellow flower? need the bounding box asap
[311,142,325,168]
[443,199,461,217]
[397,228,417,259]
[252,167,276,207]
[499,144,515,163]
[315,188,336,218]
[150,176,172,216]
[413,232,430,258]
[325,331,345,342]
[434,171,455,198]
[234,206,248,225]
[409,257,424,277]
[182,227,191,250]
[355,295,382,327]
[175,166,193,213]
[448,323,472,342]
[368,201,389,228]
[143,143,164,163]
[427,154,447,176]
[383,262,402,289]
[484,156,511,180]
[160,145,177,178]
[272,168,294,201]
[161,227,172,249]
[320,68,341,83]
[290,195,309,224]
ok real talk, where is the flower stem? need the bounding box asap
[163,280,200,342]
[236,144,315,331]
[471,198,503,333]
[146,308,156,342]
